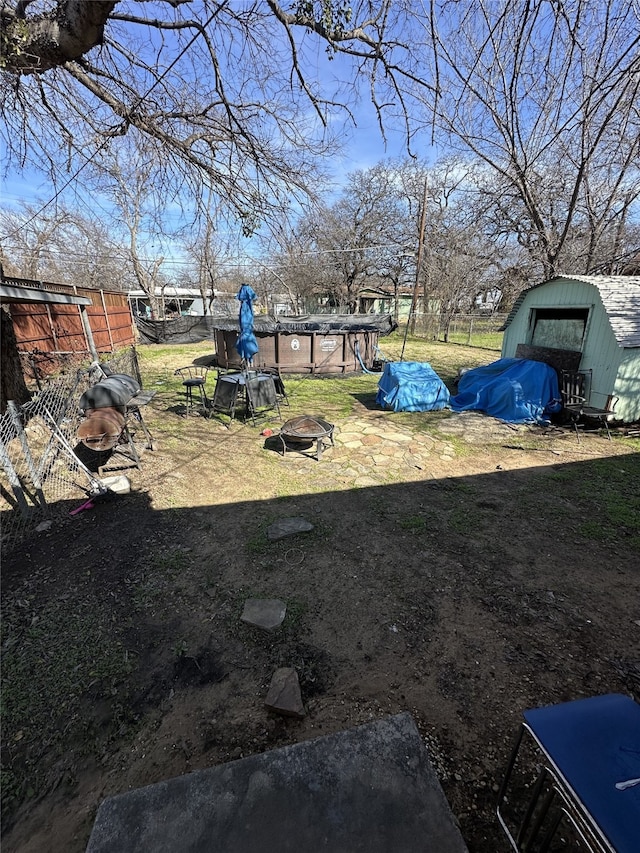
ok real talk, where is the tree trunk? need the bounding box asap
[1,306,31,412]
[2,1,117,74]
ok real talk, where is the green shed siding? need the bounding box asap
[502,277,640,422]
[614,351,640,423]
[502,280,606,360]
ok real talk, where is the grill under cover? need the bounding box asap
[79,374,140,412]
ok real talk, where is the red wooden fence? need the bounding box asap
[7,278,136,354]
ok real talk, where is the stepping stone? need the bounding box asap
[355,476,380,487]
[241,598,287,632]
[267,517,314,540]
[264,667,305,718]
[85,713,469,853]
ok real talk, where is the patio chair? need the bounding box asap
[244,373,281,425]
[256,367,289,407]
[209,369,242,424]
[560,370,618,441]
[174,365,210,417]
[497,693,640,853]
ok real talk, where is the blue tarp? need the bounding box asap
[376,362,450,413]
[449,358,562,424]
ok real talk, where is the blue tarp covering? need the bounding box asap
[376,362,450,412]
[449,358,562,424]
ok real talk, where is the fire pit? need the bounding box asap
[279,415,335,461]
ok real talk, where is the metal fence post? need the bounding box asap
[0,429,32,517]
[7,401,46,508]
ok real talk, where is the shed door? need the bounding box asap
[530,308,589,350]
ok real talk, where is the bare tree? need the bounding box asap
[0,1,423,225]
[86,149,179,317]
[181,195,235,316]
[419,0,640,279]
[294,163,413,312]
[0,202,131,288]
[1,303,31,410]
[0,204,74,279]
[4,1,637,297]
[257,228,316,314]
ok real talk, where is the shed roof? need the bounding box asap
[500,275,640,347]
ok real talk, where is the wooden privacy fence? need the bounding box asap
[5,277,136,374]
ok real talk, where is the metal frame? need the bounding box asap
[497,723,614,853]
[94,392,156,474]
[497,694,640,853]
[209,370,281,426]
[174,366,210,417]
[279,417,335,461]
[561,369,617,441]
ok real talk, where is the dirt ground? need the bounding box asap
[2,364,639,853]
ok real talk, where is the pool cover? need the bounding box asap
[450,358,562,424]
[376,362,450,412]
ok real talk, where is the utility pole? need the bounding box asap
[401,177,428,360]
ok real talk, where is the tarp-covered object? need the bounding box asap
[450,358,562,424]
[135,312,397,345]
[376,362,450,412]
[210,313,397,335]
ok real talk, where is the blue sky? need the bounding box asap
[0,3,437,213]
[0,86,427,211]
[0,4,440,282]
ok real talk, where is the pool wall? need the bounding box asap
[214,328,379,374]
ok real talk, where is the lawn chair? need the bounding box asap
[497,693,640,853]
[560,370,618,441]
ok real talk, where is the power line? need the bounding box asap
[2,243,414,273]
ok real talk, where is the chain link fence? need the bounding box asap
[411,312,507,343]
[1,348,142,551]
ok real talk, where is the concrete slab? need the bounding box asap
[86,712,468,853]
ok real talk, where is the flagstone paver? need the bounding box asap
[271,409,553,489]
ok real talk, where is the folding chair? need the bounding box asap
[257,367,289,407]
[209,371,242,424]
[244,373,281,425]
[497,693,640,853]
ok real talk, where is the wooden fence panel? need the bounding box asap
[10,286,135,356]
[49,304,90,351]
[10,304,54,350]
[108,305,136,346]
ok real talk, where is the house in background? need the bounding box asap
[357,284,423,319]
[127,286,240,318]
[500,275,640,423]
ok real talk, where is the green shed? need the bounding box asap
[500,275,640,423]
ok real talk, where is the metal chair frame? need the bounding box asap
[209,370,281,426]
[174,365,210,417]
[560,370,618,441]
[244,373,281,425]
[209,370,242,425]
[497,694,640,853]
[497,725,614,853]
[256,367,289,407]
